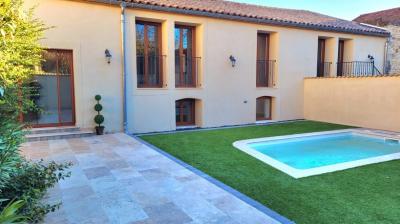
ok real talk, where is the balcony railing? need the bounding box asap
[317,62,332,77]
[337,61,382,77]
[137,55,166,88]
[256,60,276,87]
[175,56,201,88]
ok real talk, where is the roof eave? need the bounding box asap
[86,0,390,37]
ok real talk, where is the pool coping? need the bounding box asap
[132,135,295,224]
[233,129,400,179]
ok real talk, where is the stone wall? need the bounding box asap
[386,25,400,74]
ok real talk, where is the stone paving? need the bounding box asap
[21,133,280,224]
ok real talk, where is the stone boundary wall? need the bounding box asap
[386,25,400,74]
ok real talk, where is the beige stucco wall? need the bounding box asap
[304,76,400,132]
[25,0,388,133]
[25,0,124,133]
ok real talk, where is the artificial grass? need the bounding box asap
[140,121,400,224]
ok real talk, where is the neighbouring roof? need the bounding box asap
[86,0,390,37]
[354,7,400,27]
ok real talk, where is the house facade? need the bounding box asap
[354,7,400,75]
[24,0,389,134]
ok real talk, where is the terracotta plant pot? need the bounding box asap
[95,126,105,135]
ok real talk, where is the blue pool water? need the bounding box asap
[249,133,400,170]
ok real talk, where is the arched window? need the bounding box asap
[176,99,195,126]
[256,96,272,121]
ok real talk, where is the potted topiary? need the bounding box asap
[94,94,105,135]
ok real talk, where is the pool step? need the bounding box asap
[384,138,400,144]
[358,129,400,142]
[26,127,94,142]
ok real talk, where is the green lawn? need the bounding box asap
[140,121,400,224]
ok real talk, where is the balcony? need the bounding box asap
[256,60,276,87]
[137,55,166,88]
[337,61,382,77]
[317,62,332,77]
[175,56,201,88]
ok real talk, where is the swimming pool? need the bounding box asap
[233,130,400,178]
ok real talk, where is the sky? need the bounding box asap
[230,0,399,20]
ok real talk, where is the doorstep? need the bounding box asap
[26,126,94,142]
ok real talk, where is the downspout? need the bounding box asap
[120,2,128,133]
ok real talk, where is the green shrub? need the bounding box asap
[94,103,103,112]
[0,160,72,223]
[0,122,25,190]
[0,121,72,222]
[94,95,101,101]
[94,95,104,127]
[0,199,27,224]
[94,114,104,126]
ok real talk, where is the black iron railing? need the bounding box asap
[256,60,276,87]
[337,61,382,77]
[175,56,201,88]
[137,55,166,88]
[317,62,332,77]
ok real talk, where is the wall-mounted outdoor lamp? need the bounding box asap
[105,49,112,64]
[229,55,236,67]
[368,54,374,61]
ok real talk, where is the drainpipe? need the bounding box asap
[120,2,128,133]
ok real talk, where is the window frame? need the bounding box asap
[136,20,163,88]
[175,98,196,126]
[175,25,197,88]
[256,96,272,121]
[23,49,76,127]
[256,32,270,87]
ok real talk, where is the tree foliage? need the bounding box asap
[0,0,44,195]
[0,0,45,121]
[0,1,72,223]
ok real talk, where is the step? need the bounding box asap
[27,126,80,135]
[26,130,94,142]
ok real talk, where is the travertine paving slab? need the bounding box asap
[21,133,283,224]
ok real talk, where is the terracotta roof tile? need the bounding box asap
[354,7,400,27]
[90,0,390,36]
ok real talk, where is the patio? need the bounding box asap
[20,133,281,224]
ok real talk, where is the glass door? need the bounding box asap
[337,40,345,76]
[24,49,75,127]
[317,38,326,77]
[256,33,270,86]
[136,21,163,88]
[175,25,196,87]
